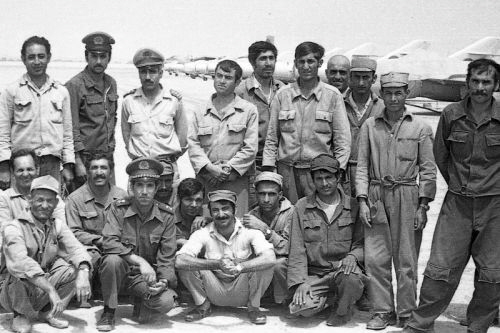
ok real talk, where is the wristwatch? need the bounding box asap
[235,264,243,274]
[264,228,272,240]
[419,203,430,211]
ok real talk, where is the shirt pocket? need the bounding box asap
[13,98,33,124]
[107,93,118,109]
[158,116,174,138]
[50,96,64,124]
[227,123,247,144]
[85,94,104,116]
[485,133,500,160]
[303,218,324,242]
[397,137,419,161]
[278,109,296,133]
[127,113,148,136]
[122,234,137,250]
[334,215,354,241]
[79,210,101,234]
[314,110,333,134]
[149,233,162,262]
[197,126,213,147]
[447,130,468,159]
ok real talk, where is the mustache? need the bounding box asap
[214,215,229,221]
[472,91,488,96]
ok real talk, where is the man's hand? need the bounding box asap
[293,282,313,305]
[148,280,167,296]
[75,269,91,303]
[340,255,357,275]
[205,164,228,182]
[191,216,209,233]
[358,200,371,228]
[414,206,428,230]
[62,164,74,187]
[219,257,237,275]
[139,261,157,284]
[242,214,268,233]
[73,156,87,186]
[0,167,10,190]
[48,290,65,318]
[170,89,182,101]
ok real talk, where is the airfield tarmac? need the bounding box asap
[0,62,498,332]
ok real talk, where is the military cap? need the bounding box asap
[30,175,59,195]
[351,57,377,72]
[133,48,164,68]
[254,171,283,188]
[82,32,115,52]
[159,160,174,176]
[126,157,164,179]
[207,190,237,206]
[380,72,409,88]
[310,154,340,174]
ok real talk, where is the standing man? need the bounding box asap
[343,57,385,196]
[0,176,91,333]
[0,36,74,190]
[356,72,436,330]
[403,59,500,333]
[176,190,276,324]
[121,48,188,179]
[97,158,177,331]
[263,41,351,203]
[65,152,127,307]
[188,60,258,217]
[287,154,365,326]
[325,55,351,96]
[244,172,293,305]
[65,32,118,190]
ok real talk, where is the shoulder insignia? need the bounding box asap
[123,89,137,98]
[156,201,173,214]
[115,198,131,206]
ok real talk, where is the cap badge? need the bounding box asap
[143,51,152,57]
[139,161,149,170]
[93,36,104,45]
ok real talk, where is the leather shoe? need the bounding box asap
[248,309,266,325]
[11,315,32,333]
[39,313,69,329]
[366,312,397,330]
[96,312,115,332]
[184,306,212,322]
[397,316,410,328]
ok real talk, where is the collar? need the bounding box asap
[344,89,379,103]
[132,85,170,102]
[205,94,247,115]
[290,78,323,101]
[19,73,56,90]
[449,96,500,122]
[18,212,53,229]
[246,74,282,92]
[305,187,350,211]
[124,200,164,223]
[82,67,112,90]
[375,107,414,122]
[207,218,244,240]
[81,182,123,204]
[5,187,23,199]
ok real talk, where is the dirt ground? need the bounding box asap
[0,66,498,332]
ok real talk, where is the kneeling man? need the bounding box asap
[0,175,91,333]
[176,190,276,324]
[287,154,365,326]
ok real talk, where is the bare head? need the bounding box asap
[325,55,350,93]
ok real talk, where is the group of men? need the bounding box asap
[0,31,498,333]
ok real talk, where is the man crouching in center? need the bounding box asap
[175,190,276,324]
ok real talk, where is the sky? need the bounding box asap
[1,0,500,62]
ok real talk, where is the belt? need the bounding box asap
[370,176,417,189]
[156,154,180,163]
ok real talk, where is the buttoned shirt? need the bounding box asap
[65,67,119,153]
[102,198,177,286]
[188,94,258,175]
[344,91,385,164]
[174,203,209,241]
[177,219,273,279]
[235,75,284,165]
[121,87,187,159]
[248,197,293,257]
[0,74,74,164]
[66,182,127,248]
[434,97,500,196]
[2,214,90,279]
[287,189,363,289]
[262,80,351,170]
[355,109,437,200]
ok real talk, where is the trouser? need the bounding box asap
[291,271,364,317]
[179,267,273,308]
[39,155,62,182]
[197,173,249,218]
[270,257,289,303]
[341,162,357,197]
[407,192,500,333]
[247,162,259,209]
[277,162,315,204]
[88,248,102,295]
[365,183,420,317]
[99,254,176,312]
[0,259,76,319]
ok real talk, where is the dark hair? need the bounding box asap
[84,151,114,171]
[11,149,38,170]
[208,200,236,214]
[215,59,243,81]
[295,41,325,61]
[248,41,278,66]
[21,36,51,58]
[466,58,500,85]
[177,178,205,200]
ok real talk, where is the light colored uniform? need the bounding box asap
[356,109,436,317]
[188,95,258,217]
[262,81,351,203]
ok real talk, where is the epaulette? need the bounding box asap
[116,198,131,206]
[155,201,173,214]
[123,89,137,98]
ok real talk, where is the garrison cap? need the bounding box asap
[82,32,115,52]
[351,57,377,72]
[254,171,283,188]
[208,190,237,206]
[126,157,164,179]
[133,48,164,68]
[310,154,340,174]
[159,160,174,176]
[30,175,59,195]
[380,72,409,88]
